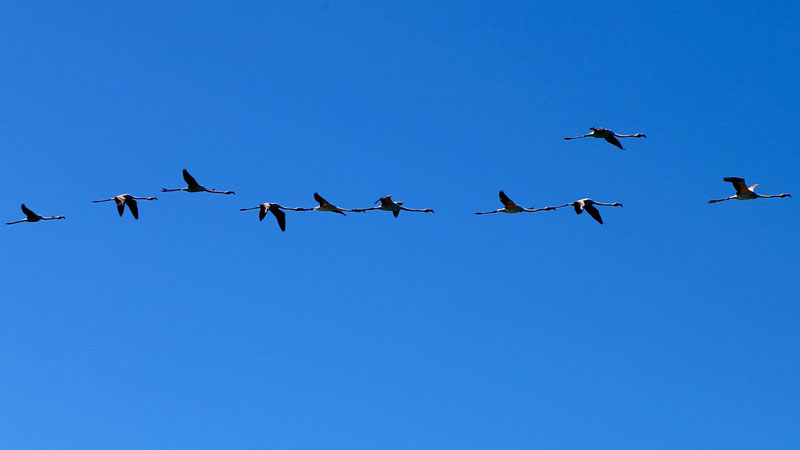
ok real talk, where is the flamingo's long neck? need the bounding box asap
[758,193,791,199]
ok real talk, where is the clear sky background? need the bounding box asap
[1,1,799,449]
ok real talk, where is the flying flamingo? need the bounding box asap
[564,127,646,150]
[708,177,791,204]
[92,194,157,219]
[239,203,309,231]
[553,198,623,224]
[310,192,363,216]
[355,195,434,217]
[475,190,556,215]
[6,204,65,225]
[161,169,235,195]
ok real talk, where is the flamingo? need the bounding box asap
[475,190,556,215]
[354,195,434,217]
[553,198,622,224]
[564,127,646,150]
[161,169,235,195]
[6,204,65,225]
[310,192,363,216]
[239,203,308,231]
[708,177,791,204]
[92,194,157,219]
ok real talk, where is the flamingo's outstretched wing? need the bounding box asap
[183,169,201,189]
[723,177,750,195]
[21,204,36,218]
[378,196,394,207]
[313,192,330,207]
[272,207,287,231]
[115,197,126,216]
[604,135,624,150]
[584,203,603,224]
[125,197,139,219]
[498,190,516,208]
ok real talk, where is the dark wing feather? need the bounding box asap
[584,203,603,224]
[379,196,394,207]
[572,202,583,215]
[604,135,624,150]
[115,198,125,216]
[313,192,329,206]
[393,209,400,218]
[272,207,286,231]
[125,197,139,219]
[183,169,200,189]
[259,205,267,221]
[21,204,36,218]
[498,190,516,208]
[723,177,749,195]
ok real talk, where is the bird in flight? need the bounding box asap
[240,203,309,231]
[564,127,646,150]
[355,195,434,217]
[708,177,791,204]
[475,190,556,215]
[161,169,235,195]
[310,192,363,215]
[553,198,623,224]
[92,194,157,219]
[6,204,66,225]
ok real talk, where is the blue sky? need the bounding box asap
[1,1,799,449]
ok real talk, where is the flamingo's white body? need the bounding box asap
[6,204,65,225]
[708,177,791,204]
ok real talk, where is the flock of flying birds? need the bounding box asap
[6,127,792,231]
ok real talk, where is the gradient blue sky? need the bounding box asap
[2,1,799,449]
